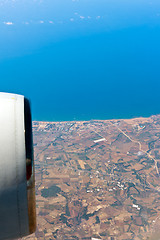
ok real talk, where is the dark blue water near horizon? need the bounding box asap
[1,25,160,122]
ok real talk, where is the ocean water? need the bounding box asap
[0,0,160,121]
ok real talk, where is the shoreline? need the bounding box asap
[32,114,160,124]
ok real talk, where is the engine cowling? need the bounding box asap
[0,93,36,240]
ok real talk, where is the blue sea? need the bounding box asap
[0,0,160,121]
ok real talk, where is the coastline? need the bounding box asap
[32,113,160,124]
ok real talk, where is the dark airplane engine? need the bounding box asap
[0,93,36,240]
